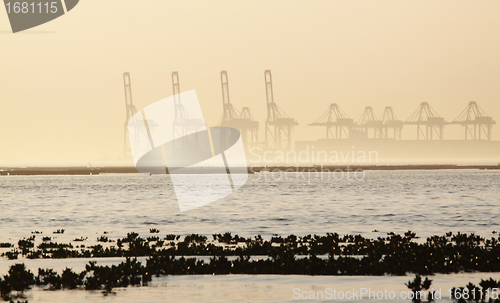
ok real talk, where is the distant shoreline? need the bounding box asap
[0,164,499,175]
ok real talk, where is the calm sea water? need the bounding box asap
[0,170,499,302]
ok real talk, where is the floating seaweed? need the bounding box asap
[1,231,500,301]
[405,275,433,303]
[1,231,500,276]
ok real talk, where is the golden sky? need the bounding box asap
[1,0,500,165]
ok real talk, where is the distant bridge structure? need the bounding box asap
[308,101,495,141]
[380,106,403,140]
[309,103,355,139]
[449,101,496,140]
[403,102,445,140]
[358,106,383,139]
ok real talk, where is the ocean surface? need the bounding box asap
[0,170,499,302]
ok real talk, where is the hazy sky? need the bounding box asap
[1,0,500,165]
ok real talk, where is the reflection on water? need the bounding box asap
[0,170,499,302]
[13,272,500,302]
[0,170,498,241]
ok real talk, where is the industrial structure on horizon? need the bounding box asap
[123,72,137,157]
[123,71,497,156]
[218,70,259,150]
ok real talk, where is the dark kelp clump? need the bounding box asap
[2,231,500,275]
[1,231,500,301]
